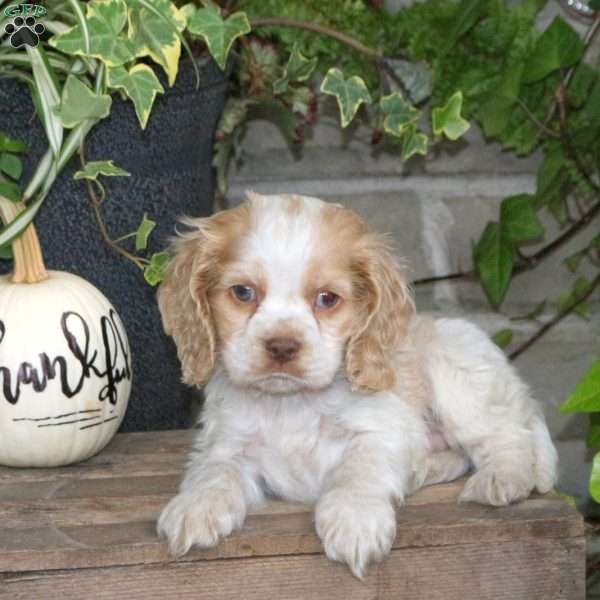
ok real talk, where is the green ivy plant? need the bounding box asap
[561,356,600,502]
[0,0,472,285]
[0,1,598,364]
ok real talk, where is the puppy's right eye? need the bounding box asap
[231,285,256,303]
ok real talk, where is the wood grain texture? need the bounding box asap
[1,539,585,600]
[0,429,586,599]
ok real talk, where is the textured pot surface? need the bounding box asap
[0,271,131,467]
[0,58,227,431]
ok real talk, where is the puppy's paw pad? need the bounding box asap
[460,468,533,507]
[157,491,245,556]
[315,489,396,578]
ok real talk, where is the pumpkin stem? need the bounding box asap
[0,195,48,284]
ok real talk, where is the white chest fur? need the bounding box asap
[203,373,354,503]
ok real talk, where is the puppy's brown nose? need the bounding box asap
[265,337,301,363]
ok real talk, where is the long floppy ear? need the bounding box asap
[346,234,414,392]
[157,220,216,388]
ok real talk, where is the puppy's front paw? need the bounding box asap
[460,467,533,506]
[315,489,396,579]
[157,490,246,557]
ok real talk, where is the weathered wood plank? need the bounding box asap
[0,538,585,600]
[0,496,583,573]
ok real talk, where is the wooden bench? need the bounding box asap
[0,430,585,599]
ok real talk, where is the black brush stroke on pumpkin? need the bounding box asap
[0,310,131,406]
[79,415,120,430]
[12,409,102,422]
[37,415,102,428]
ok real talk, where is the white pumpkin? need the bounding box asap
[0,199,131,467]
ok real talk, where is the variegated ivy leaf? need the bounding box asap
[432,91,470,141]
[107,64,164,129]
[320,68,371,128]
[380,93,419,137]
[128,0,186,87]
[401,126,428,161]
[54,75,112,128]
[144,251,170,286]
[187,6,250,71]
[274,44,317,94]
[49,0,135,67]
[135,213,156,251]
[179,2,197,22]
[74,160,130,181]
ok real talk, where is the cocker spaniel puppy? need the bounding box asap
[157,192,558,578]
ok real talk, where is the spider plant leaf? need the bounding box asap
[26,45,63,157]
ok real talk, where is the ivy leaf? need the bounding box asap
[478,65,523,138]
[274,44,317,94]
[432,91,470,140]
[74,160,130,181]
[0,181,22,202]
[54,75,112,129]
[135,214,156,251]
[536,146,568,206]
[380,93,419,137]
[0,244,13,260]
[492,328,513,349]
[401,126,428,161]
[500,194,544,243]
[569,63,597,108]
[381,58,432,104]
[474,222,514,306]
[587,414,600,448]
[128,0,186,87]
[320,68,371,128]
[247,100,299,144]
[557,277,593,320]
[107,64,164,129]
[0,153,22,180]
[49,0,135,67]
[187,6,250,70]
[510,300,547,322]
[144,251,171,286]
[591,452,600,503]
[523,17,584,84]
[0,133,27,153]
[563,357,600,412]
[442,0,486,53]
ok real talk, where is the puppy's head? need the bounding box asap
[158,192,413,394]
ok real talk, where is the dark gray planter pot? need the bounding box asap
[0,57,227,432]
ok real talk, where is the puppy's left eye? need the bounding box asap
[315,291,340,310]
[231,285,257,303]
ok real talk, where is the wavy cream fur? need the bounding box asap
[157,192,558,578]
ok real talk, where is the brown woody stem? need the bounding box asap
[0,195,48,284]
[249,17,382,59]
[508,274,600,360]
